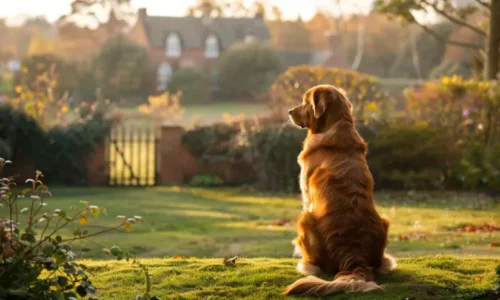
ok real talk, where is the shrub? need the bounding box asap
[189,174,224,187]
[9,65,72,128]
[270,65,392,123]
[0,159,156,299]
[247,124,305,193]
[168,69,210,104]
[138,91,185,126]
[15,55,80,97]
[0,99,115,185]
[404,76,500,191]
[366,121,451,189]
[182,123,242,160]
[218,42,282,100]
[81,35,152,101]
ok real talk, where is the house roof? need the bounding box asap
[142,15,270,50]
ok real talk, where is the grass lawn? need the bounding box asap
[28,187,499,259]
[0,72,13,94]
[12,188,500,299]
[81,256,499,299]
[117,102,269,128]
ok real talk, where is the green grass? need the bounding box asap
[13,188,500,299]
[27,188,499,259]
[81,256,499,299]
[0,72,14,94]
[117,102,268,127]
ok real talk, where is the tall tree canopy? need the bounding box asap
[374,0,500,79]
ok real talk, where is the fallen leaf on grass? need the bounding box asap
[223,254,239,266]
[172,255,185,260]
[96,264,108,271]
[455,223,500,233]
[398,232,431,241]
[474,277,481,283]
[271,219,291,226]
[490,241,498,247]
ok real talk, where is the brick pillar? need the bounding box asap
[158,125,185,185]
[86,142,108,186]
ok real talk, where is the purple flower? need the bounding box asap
[462,109,470,117]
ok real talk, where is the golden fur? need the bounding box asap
[284,85,397,296]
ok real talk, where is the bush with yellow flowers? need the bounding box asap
[269,65,393,124]
[0,65,119,184]
[138,91,185,125]
[7,65,77,128]
[403,76,500,191]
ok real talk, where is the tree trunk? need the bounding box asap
[484,0,500,80]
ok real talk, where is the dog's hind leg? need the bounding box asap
[293,213,324,276]
[378,216,397,274]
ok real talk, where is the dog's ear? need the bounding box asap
[312,89,327,119]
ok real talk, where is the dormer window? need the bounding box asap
[166,33,181,57]
[204,34,220,58]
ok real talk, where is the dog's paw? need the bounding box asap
[292,239,303,258]
[297,261,323,276]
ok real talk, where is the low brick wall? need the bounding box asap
[158,125,256,185]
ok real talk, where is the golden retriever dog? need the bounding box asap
[283,85,396,296]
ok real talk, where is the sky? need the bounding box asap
[0,0,374,26]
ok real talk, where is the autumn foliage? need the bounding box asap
[269,65,392,123]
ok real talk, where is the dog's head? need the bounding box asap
[288,85,353,133]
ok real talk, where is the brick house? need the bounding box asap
[129,7,271,91]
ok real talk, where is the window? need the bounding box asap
[204,34,220,58]
[165,33,181,57]
[157,62,172,91]
[244,34,256,43]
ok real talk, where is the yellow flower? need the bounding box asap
[367,102,378,112]
[22,67,28,74]
[15,86,23,94]
[61,105,69,113]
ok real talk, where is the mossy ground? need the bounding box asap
[81,256,499,299]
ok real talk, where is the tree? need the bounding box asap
[374,0,500,80]
[187,0,266,17]
[305,12,335,49]
[77,35,152,101]
[217,42,282,99]
[168,69,211,104]
[61,0,132,36]
[27,37,57,56]
[267,19,311,49]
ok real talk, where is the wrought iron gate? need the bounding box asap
[107,126,158,186]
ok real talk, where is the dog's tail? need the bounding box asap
[283,267,381,296]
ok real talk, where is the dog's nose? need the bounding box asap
[288,109,293,115]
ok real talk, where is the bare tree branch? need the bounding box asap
[474,0,490,9]
[416,21,482,49]
[351,21,365,70]
[422,0,487,37]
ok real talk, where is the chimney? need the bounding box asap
[138,8,147,22]
[201,1,213,25]
[254,3,265,19]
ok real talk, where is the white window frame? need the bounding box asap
[204,34,220,58]
[166,33,181,57]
